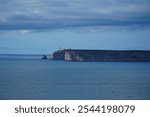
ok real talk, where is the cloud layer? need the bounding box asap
[0,0,150,30]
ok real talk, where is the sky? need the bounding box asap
[0,0,150,54]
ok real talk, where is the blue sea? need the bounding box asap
[0,55,150,100]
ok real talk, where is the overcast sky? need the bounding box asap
[0,0,150,54]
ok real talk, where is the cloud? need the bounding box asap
[19,30,30,34]
[0,0,150,31]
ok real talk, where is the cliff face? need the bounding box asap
[52,50,65,60]
[65,51,84,61]
[52,49,150,62]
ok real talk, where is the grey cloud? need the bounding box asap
[0,0,150,31]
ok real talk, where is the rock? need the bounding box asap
[42,55,47,59]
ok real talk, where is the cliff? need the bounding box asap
[52,50,65,60]
[52,49,150,62]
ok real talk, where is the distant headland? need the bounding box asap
[52,49,150,62]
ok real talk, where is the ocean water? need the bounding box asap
[0,56,150,100]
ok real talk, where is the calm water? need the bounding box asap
[0,56,150,100]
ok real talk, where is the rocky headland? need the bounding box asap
[52,49,150,62]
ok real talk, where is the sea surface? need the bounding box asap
[0,55,150,100]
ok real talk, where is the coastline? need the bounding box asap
[52,49,150,62]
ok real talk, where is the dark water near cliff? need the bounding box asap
[0,55,150,100]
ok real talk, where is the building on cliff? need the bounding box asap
[52,49,150,62]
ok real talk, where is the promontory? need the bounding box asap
[52,49,150,62]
